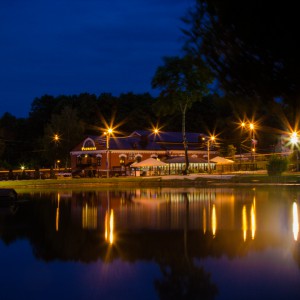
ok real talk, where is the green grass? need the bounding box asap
[1,173,300,192]
[230,173,300,184]
[0,176,162,190]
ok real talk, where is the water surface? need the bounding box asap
[1,186,300,299]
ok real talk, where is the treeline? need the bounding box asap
[0,92,157,170]
[0,90,288,170]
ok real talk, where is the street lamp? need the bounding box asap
[54,134,59,143]
[56,160,60,171]
[290,131,299,172]
[206,135,215,173]
[239,122,247,163]
[105,128,113,178]
[153,128,159,135]
[53,134,60,169]
[249,123,256,162]
[239,121,257,162]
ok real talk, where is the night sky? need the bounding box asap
[0,0,194,118]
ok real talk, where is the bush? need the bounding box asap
[266,155,288,176]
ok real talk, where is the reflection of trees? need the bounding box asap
[1,188,300,280]
[154,192,218,299]
[0,204,24,244]
[155,259,217,300]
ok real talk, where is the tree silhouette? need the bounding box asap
[152,55,213,174]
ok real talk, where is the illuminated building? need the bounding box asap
[70,130,216,177]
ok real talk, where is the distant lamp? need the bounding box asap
[105,127,114,178]
[290,131,299,172]
[207,135,215,173]
[291,131,299,145]
[249,122,256,162]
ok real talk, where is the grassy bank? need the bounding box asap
[1,173,300,192]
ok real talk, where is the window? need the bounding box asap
[119,154,126,166]
[135,154,142,162]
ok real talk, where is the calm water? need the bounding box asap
[1,186,300,300]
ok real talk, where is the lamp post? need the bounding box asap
[290,131,299,172]
[207,135,215,173]
[53,134,60,169]
[54,134,59,143]
[105,128,113,178]
[56,160,60,171]
[239,122,246,164]
[249,123,256,162]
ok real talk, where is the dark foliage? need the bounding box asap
[266,155,288,176]
[183,0,300,121]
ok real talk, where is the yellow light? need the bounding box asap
[293,202,299,241]
[105,209,114,245]
[291,131,299,145]
[81,147,96,151]
[56,193,60,232]
[249,123,254,130]
[82,203,98,229]
[211,204,217,237]
[105,211,108,241]
[153,128,159,134]
[203,207,207,234]
[242,205,247,241]
[251,201,256,240]
[109,209,114,244]
[53,134,60,143]
[107,128,113,134]
[241,122,246,128]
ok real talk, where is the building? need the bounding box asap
[70,130,216,177]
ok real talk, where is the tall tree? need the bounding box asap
[152,55,213,174]
[43,107,85,168]
[183,1,300,121]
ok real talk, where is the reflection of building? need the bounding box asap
[82,202,98,229]
[4,188,299,263]
[70,130,216,176]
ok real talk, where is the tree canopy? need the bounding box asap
[152,55,214,173]
[183,0,300,116]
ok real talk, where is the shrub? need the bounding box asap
[266,155,288,176]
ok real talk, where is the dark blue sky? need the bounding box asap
[0,0,194,118]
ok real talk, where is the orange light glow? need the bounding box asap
[105,209,114,245]
[293,202,299,241]
[242,205,247,241]
[211,204,217,237]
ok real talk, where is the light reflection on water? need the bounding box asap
[1,186,300,299]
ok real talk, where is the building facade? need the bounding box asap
[70,130,216,177]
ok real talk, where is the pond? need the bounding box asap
[1,186,300,299]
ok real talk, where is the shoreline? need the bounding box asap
[1,173,300,191]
